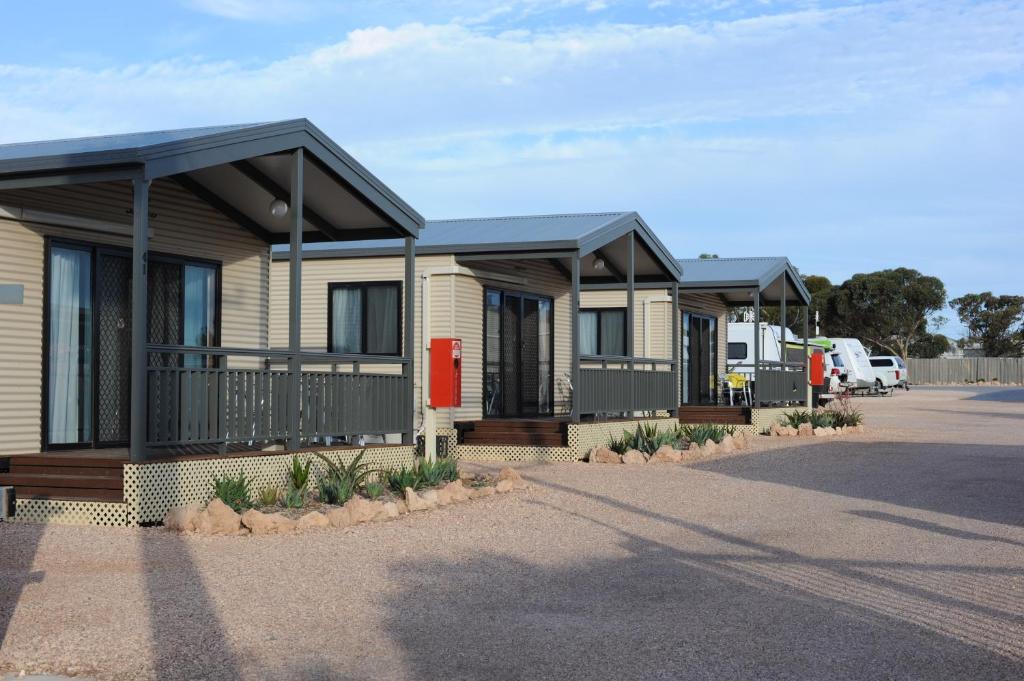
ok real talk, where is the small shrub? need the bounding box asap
[365,481,385,499]
[809,410,837,428]
[821,394,863,427]
[283,486,305,509]
[679,423,735,446]
[382,457,459,493]
[315,450,377,505]
[608,422,685,455]
[780,410,811,428]
[607,433,631,455]
[417,457,459,488]
[258,486,279,507]
[288,455,312,493]
[383,463,421,494]
[212,473,251,512]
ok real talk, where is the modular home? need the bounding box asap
[0,120,422,525]
[269,212,685,462]
[580,256,813,431]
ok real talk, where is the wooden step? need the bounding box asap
[8,463,124,478]
[6,454,124,468]
[677,407,751,425]
[0,473,123,491]
[461,433,566,447]
[462,421,565,433]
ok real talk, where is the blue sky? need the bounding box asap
[2,0,1022,337]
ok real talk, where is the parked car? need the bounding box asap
[869,355,909,390]
[828,338,878,392]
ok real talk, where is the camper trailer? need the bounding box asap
[726,322,799,376]
[829,338,877,391]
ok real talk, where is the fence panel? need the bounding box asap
[906,358,1024,385]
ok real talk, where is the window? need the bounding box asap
[869,358,892,368]
[328,282,401,355]
[579,308,626,356]
[895,357,906,369]
[831,353,845,367]
[727,342,747,360]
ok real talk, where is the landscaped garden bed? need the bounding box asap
[767,395,867,438]
[588,422,751,464]
[162,452,528,536]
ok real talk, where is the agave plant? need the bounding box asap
[680,423,735,446]
[288,455,312,493]
[780,410,812,428]
[315,450,377,505]
[212,473,251,513]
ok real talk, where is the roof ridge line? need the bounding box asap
[428,211,629,224]
[0,121,276,150]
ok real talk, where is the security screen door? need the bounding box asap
[484,288,553,418]
[682,312,718,405]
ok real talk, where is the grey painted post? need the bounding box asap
[570,252,581,423]
[803,307,810,407]
[287,148,304,450]
[670,281,679,417]
[753,289,761,408]
[129,177,150,463]
[403,235,415,446]
[780,282,787,360]
[626,232,635,413]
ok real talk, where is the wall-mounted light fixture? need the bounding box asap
[269,199,289,217]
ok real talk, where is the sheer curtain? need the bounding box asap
[331,287,362,353]
[48,247,92,444]
[601,310,626,356]
[579,311,598,355]
[183,264,216,368]
[537,299,552,414]
[366,284,399,354]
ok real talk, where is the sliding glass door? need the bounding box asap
[45,241,219,449]
[484,288,554,418]
[681,312,718,405]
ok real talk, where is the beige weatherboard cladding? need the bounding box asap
[0,180,269,457]
[270,254,573,431]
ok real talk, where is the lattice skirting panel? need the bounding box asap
[571,418,680,460]
[124,445,416,525]
[750,407,797,434]
[13,499,129,527]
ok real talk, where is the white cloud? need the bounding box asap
[184,0,322,21]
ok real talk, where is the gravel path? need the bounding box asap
[2,389,1023,680]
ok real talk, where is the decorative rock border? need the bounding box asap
[585,430,752,464]
[162,468,529,536]
[767,423,866,438]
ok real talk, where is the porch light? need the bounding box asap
[269,198,289,217]
[593,257,605,270]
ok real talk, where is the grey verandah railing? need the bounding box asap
[731,360,807,406]
[576,355,677,415]
[145,345,410,449]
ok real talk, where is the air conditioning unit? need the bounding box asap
[0,486,14,521]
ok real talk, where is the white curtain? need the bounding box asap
[579,310,598,355]
[48,247,92,444]
[183,264,216,368]
[366,284,399,354]
[601,310,626,356]
[331,287,362,353]
[537,299,552,413]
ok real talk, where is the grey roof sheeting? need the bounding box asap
[0,119,423,237]
[283,211,683,280]
[677,256,811,304]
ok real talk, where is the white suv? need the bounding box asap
[869,356,908,391]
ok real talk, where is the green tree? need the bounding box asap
[908,330,951,358]
[950,292,1024,356]
[824,268,946,360]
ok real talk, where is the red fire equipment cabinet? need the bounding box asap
[809,351,825,386]
[430,338,462,408]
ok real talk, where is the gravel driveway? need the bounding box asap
[2,389,1023,680]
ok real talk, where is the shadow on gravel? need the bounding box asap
[381,507,1024,680]
[848,510,1024,547]
[141,531,241,680]
[0,522,45,649]
[691,441,1024,526]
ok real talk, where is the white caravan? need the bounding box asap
[727,322,800,378]
[829,338,877,390]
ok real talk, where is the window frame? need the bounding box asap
[41,236,223,451]
[579,307,628,357]
[326,280,403,356]
[727,342,748,361]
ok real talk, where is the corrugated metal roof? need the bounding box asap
[677,256,811,303]
[303,212,631,251]
[0,123,266,162]
[290,211,683,280]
